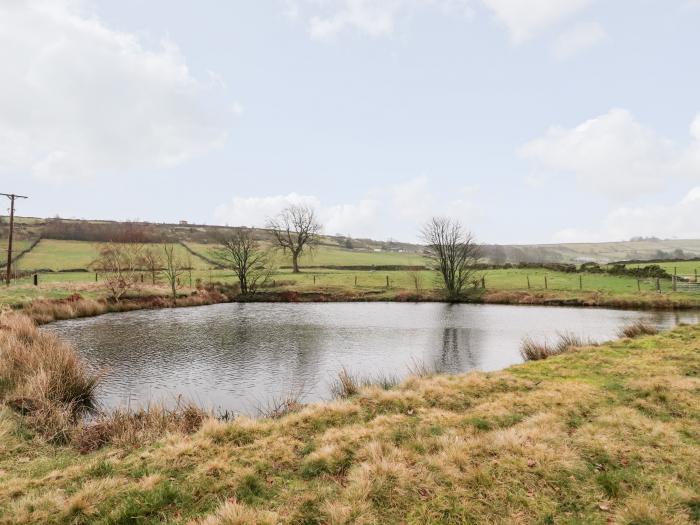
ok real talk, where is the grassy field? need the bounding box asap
[1,238,699,308]
[185,242,428,267]
[2,266,699,308]
[15,240,211,272]
[524,238,700,263]
[16,240,100,271]
[2,322,700,523]
[626,260,700,279]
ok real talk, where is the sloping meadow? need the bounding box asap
[1,313,700,524]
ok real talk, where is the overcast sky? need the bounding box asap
[2,0,700,243]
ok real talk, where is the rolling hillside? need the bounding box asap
[2,216,700,268]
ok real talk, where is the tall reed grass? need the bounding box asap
[520,332,590,362]
[618,321,659,338]
[0,312,101,442]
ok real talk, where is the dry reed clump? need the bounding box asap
[256,390,306,419]
[520,332,589,362]
[0,312,101,442]
[73,400,207,453]
[329,367,400,399]
[618,320,659,339]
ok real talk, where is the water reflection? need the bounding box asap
[44,303,700,415]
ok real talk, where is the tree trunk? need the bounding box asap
[292,252,300,273]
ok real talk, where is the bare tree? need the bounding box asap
[216,228,270,295]
[94,243,143,301]
[161,243,186,300]
[142,246,162,285]
[421,217,480,299]
[266,204,322,273]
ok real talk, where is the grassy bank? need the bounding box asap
[1,315,700,523]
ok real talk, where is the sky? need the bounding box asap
[1,0,700,244]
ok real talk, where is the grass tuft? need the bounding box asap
[520,331,590,362]
[329,367,400,399]
[0,312,101,442]
[618,321,659,338]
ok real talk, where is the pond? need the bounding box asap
[44,303,700,415]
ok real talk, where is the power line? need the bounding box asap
[1,193,29,286]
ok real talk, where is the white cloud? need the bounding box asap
[0,0,230,182]
[519,109,700,200]
[215,177,482,241]
[214,193,321,228]
[553,187,700,242]
[289,0,598,44]
[289,0,472,41]
[553,21,606,60]
[481,0,594,43]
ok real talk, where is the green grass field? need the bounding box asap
[17,240,100,271]
[0,239,33,258]
[15,240,211,272]
[2,238,699,308]
[626,260,700,279]
[185,242,428,267]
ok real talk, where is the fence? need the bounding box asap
[677,274,700,292]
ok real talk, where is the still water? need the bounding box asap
[45,303,700,414]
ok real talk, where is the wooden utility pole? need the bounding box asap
[2,193,28,286]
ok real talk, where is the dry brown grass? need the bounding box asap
[73,400,207,453]
[520,331,590,361]
[20,289,229,325]
[0,312,101,442]
[329,367,400,399]
[618,320,659,338]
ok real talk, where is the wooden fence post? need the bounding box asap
[695,268,698,283]
[637,279,641,292]
[386,275,390,288]
[579,274,582,290]
[481,276,486,289]
[95,272,98,282]
[33,274,38,286]
[544,275,548,290]
[526,275,530,289]
[656,278,660,292]
[354,275,357,286]
[313,275,316,285]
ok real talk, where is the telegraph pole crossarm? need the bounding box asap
[2,193,29,286]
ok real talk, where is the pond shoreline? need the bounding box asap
[14,285,700,325]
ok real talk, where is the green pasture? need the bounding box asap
[625,260,700,279]
[185,242,427,267]
[0,239,33,257]
[15,239,210,272]
[17,240,99,271]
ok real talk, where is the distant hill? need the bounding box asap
[2,215,699,265]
